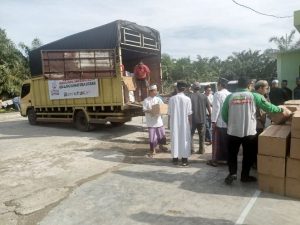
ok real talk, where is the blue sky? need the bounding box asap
[1,0,300,59]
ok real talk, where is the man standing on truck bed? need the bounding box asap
[134,61,150,102]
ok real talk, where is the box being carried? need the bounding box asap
[285,105,300,113]
[151,104,168,115]
[284,100,300,106]
[269,106,292,125]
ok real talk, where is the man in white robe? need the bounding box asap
[168,81,193,167]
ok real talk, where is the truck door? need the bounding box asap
[20,83,31,116]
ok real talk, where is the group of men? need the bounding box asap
[143,77,285,185]
[269,78,300,106]
[137,59,293,184]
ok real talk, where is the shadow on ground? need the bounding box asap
[0,119,146,141]
[130,212,236,225]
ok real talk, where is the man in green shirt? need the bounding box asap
[222,77,283,185]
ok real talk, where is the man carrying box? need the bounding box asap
[143,85,167,156]
[222,77,284,185]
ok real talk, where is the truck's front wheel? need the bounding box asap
[75,111,94,132]
[28,108,37,125]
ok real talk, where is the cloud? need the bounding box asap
[0,0,299,59]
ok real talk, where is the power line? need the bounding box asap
[231,0,293,19]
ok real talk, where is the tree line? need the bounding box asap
[0,28,42,99]
[162,30,300,90]
[0,28,299,99]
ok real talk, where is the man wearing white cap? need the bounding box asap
[269,79,286,106]
[143,84,167,156]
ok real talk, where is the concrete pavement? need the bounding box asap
[0,113,300,225]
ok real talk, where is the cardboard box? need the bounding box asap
[290,138,300,160]
[269,106,292,125]
[257,155,286,178]
[285,105,300,113]
[285,178,300,199]
[151,104,168,115]
[292,112,300,138]
[122,76,136,91]
[284,100,300,106]
[258,174,285,195]
[286,158,300,179]
[258,125,291,157]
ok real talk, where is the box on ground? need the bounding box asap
[285,178,300,199]
[269,106,292,125]
[257,155,286,178]
[151,104,168,115]
[290,138,300,160]
[258,125,291,157]
[286,158,300,179]
[258,174,285,195]
[292,112,300,138]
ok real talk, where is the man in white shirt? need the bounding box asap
[207,78,231,167]
[168,81,193,167]
[143,85,167,156]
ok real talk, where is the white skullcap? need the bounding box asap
[149,84,157,90]
[272,79,279,84]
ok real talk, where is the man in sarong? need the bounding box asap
[143,85,167,156]
[207,78,230,167]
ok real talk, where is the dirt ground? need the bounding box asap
[1,112,300,225]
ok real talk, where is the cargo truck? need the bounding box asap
[20,20,162,131]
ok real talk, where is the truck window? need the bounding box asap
[21,84,30,98]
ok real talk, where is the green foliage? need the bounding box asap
[19,38,42,58]
[0,29,30,99]
[269,30,300,52]
[161,49,277,90]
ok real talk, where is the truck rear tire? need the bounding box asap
[75,111,94,132]
[28,108,37,125]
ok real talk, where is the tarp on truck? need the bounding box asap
[29,20,161,76]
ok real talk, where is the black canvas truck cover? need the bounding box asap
[29,20,161,76]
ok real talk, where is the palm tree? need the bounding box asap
[269,30,300,52]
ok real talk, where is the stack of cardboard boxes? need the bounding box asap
[286,111,300,199]
[258,100,300,198]
[258,125,291,195]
